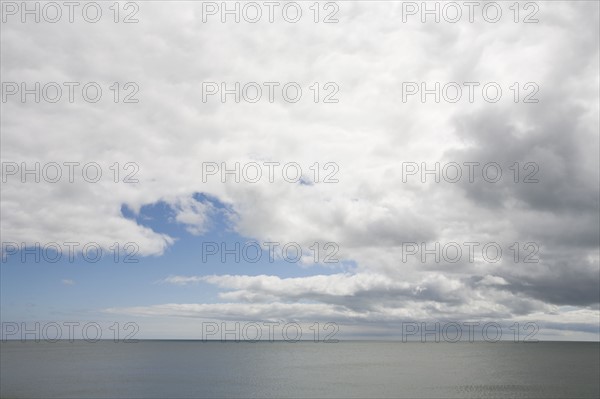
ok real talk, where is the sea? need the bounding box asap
[1,341,599,398]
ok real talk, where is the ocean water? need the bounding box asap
[1,341,598,398]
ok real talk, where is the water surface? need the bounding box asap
[1,341,598,398]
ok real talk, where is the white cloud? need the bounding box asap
[172,196,215,235]
[2,1,598,335]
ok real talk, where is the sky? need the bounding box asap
[1,0,599,341]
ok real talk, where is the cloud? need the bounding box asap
[171,196,215,235]
[158,272,560,319]
[2,1,599,337]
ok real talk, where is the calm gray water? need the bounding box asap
[1,341,598,398]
